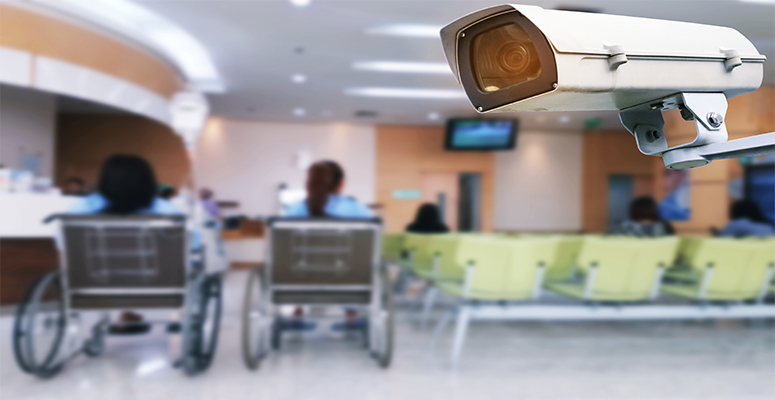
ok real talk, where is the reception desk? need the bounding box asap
[0,193,78,304]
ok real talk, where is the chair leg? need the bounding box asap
[450,305,471,371]
[428,307,454,351]
[419,286,439,330]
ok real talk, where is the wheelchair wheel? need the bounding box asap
[242,266,269,370]
[372,266,394,368]
[183,274,222,376]
[13,272,67,378]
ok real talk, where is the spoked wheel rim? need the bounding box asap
[242,267,268,370]
[184,274,222,375]
[13,272,67,377]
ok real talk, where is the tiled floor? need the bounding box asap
[2,270,773,400]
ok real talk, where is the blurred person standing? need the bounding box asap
[406,203,449,233]
[718,199,774,237]
[609,196,675,237]
[285,160,372,218]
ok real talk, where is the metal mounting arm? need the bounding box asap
[619,92,775,169]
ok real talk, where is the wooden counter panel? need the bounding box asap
[0,239,59,305]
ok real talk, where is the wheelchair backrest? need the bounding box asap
[267,218,382,287]
[59,214,188,291]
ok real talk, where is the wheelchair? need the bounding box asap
[13,215,223,378]
[242,218,394,370]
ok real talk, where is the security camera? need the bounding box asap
[441,4,774,169]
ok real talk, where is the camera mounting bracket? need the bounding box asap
[619,92,775,169]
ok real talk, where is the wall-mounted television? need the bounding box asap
[445,118,518,151]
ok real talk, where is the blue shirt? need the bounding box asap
[68,193,181,215]
[719,218,775,238]
[62,193,201,250]
[285,195,372,218]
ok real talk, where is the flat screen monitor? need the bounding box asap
[445,118,517,151]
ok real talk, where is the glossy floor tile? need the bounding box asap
[1,270,773,400]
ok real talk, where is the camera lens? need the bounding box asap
[472,23,542,93]
[497,42,531,75]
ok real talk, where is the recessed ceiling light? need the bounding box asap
[559,115,571,123]
[739,0,774,4]
[291,74,307,83]
[345,87,467,99]
[289,0,311,7]
[427,112,441,121]
[366,24,443,38]
[294,108,306,116]
[353,61,451,74]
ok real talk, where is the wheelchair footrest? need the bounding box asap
[108,323,152,336]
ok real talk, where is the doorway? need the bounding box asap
[420,172,482,232]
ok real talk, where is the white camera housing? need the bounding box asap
[441,4,773,169]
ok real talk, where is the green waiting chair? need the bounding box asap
[661,238,775,302]
[664,236,706,282]
[546,236,680,302]
[381,233,405,263]
[430,236,560,368]
[543,235,585,282]
[400,233,437,273]
[414,235,465,281]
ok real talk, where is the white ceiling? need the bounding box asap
[134,0,775,130]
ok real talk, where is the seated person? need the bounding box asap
[718,199,774,238]
[285,160,372,218]
[68,155,181,333]
[609,196,675,237]
[406,203,449,233]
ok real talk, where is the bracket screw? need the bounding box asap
[707,112,723,128]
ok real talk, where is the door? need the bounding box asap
[421,172,459,231]
[608,175,634,230]
[458,173,482,232]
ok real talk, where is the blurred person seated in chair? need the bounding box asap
[285,160,372,218]
[62,176,87,196]
[609,196,675,237]
[68,154,181,333]
[406,203,449,233]
[285,160,371,330]
[717,199,774,238]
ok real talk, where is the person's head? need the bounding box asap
[63,177,85,195]
[413,203,443,226]
[158,184,176,200]
[306,160,345,217]
[730,199,767,223]
[629,196,661,223]
[97,155,158,214]
[199,188,214,200]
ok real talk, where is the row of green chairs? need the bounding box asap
[383,232,775,369]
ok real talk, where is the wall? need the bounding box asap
[56,114,191,187]
[375,125,495,233]
[494,131,583,232]
[582,130,655,233]
[0,85,56,178]
[195,119,376,216]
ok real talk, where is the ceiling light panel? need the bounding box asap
[366,24,443,38]
[345,87,467,99]
[353,61,451,74]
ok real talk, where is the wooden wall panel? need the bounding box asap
[582,130,655,233]
[0,239,59,304]
[56,115,191,188]
[0,5,182,98]
[375,126,495,233]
